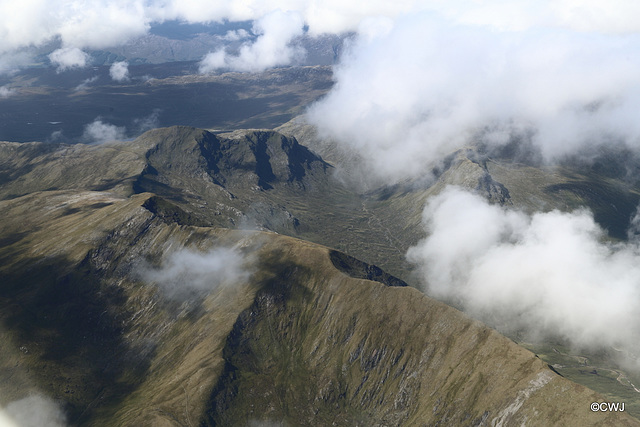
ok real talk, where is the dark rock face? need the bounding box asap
[476,172,511,205]
[329,250,408,287]
[141,195,208,226]
[135,126,329,193]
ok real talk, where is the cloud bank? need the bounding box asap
[8,0,640,76]
[307,13,640,182]
[407,186,640,353]
[141,246,252,299]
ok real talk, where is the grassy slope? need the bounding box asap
[3,125,640,423]
[0,191,637,426]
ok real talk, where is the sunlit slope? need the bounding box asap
[0,191,636,426]
[3,125,640,423]
[0,126,416,280]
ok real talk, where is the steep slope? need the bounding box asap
[0,190,637,426]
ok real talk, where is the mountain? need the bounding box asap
[93,32,346,66]
[0,126,416,279]
[277,117,640,415]
[4,122,640,299]
[1,126,639,425]
[0,188,636,426]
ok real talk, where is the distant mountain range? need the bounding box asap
[19,20,346,68]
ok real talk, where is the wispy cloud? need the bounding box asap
[82,118,126,144]
[141,246,253,300]
[74,75,99,91]
[220,28,251,42]
[0,394,67,427]
[133,109,162,134]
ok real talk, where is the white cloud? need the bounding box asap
[0,85,15,97]
[141,246,253,299]
[109,61,130,82]
[0,394,67,427]
[82,118,126,144]
[3,1,640,76]
[307,13,640,182]
[55,2,150,50]
[198,49,227,73]
[407,186,640,353]
[221,28,251,41]
[48,47,89,72]
[0,0,54,50]
[74,75,98,91]
[133,109,161,134]
[199,10,305,73]
[3,1,640,50]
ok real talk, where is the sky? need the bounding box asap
[4,0,640,368]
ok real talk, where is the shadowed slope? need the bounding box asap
[0,191,636,425]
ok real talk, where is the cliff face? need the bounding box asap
[0,189,636,426]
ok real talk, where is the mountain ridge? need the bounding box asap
[2,125,640,424]
[0,188,636,425]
